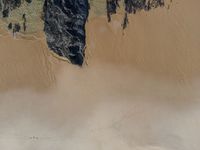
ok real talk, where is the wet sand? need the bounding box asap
[0,0,200,149]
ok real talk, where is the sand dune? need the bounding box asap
[0,0,200,149]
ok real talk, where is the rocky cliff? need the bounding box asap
[43,0,89,66]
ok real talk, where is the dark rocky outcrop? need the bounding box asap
[43,0,89,66]
[122,12,129,29]
[124,0,164,13]
[22,13,27,32]
[8,22,12,30]
[106,0,165,29]
[25,0,32,3]
[0,0,22,17]
[106,0,120,22]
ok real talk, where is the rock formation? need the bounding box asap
[0,0,22,17]
[106,0,165,29]
[43,0,89,66]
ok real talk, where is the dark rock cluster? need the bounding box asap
[106,0,165,29]
[1,0,30,35]
[25,0,32,3]
[106,0,120,22]
[7,22,21,36]
[0,0,167,66]
[7,13,27,36]
[43,0,89,66]
[124,0,164,13]
[0,0,22,17]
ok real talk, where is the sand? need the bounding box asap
[0,0,200,149]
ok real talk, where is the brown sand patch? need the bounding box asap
[0,32,55,91]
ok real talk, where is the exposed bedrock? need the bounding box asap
[0,0,22,17]
[43,0,89,66]
[107,0,165,29]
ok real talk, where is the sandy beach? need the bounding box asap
[0,0,200,149]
